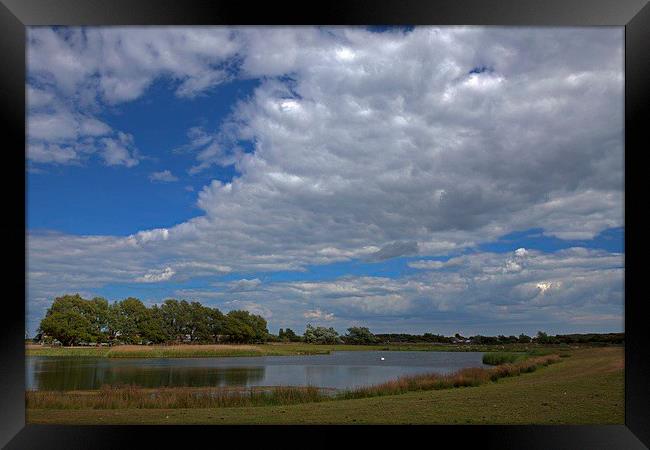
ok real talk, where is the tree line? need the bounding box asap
[37,294,268,346]
[36,294,624,346]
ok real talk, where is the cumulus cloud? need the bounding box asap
[26,27,241,168]
[135,267,176,283]
[100,133,139,167]
[26,27,624,334]
[157,247,622,334]
[149,170,179,183]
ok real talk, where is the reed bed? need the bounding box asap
[27,354,562,410]
[27,344,333,358]
[339,354,561,400]
[106,345,266,358]
[482,352,525,365]
[26,385,328,409]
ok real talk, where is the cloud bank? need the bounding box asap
[26,27,624,334]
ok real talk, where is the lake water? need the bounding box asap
[26,351,487,391]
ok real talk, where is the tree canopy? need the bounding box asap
[38,294,268,345]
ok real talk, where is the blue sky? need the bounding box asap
[26,26,624,336]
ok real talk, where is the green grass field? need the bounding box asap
[26,347,623,424]
[26,342,578,358]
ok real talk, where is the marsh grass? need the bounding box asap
[26,385,328,409]
[26,342,578,358]
[339,355,560,399]
[482,352,525,365]
[27,354,561,409]
[107,345,267,358]
[26,344,333,358]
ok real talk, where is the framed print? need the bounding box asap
[1,0,648,448]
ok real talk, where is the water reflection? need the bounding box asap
[27,351,487,391]
[29,358,265,390]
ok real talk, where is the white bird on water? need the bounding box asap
[380,357,385,361]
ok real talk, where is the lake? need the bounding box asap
[26,351,487,391]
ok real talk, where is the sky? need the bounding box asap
[26,26,624,337]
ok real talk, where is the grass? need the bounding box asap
[26,342,580,358]
[27,353,560,410]
[26,344,331,358]
[482,351,526,365]
[26,385,329,409]
[27,347,622,424]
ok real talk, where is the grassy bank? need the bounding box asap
[26,342,580,358]
[27,347,622,424]
[27,353,560,410]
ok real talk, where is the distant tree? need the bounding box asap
[535,331,550,344]
[518,334,531,343]
[303,324,342,344]
[344,327,377,344]
[283,328,300,342]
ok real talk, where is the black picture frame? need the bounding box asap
[1,0,648,448]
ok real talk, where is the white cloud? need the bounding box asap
[26,27,624,334]
[100,133,139,167]
[135,267,175,283]
[304,309,335,321]
[149,170,179,183]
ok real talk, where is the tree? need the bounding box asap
[38,294,95,346]
[344,327,377,344]
[283,328,300,342]
[535,331,549,344]
[303,324,341,344]
[186,301,211,342]
[224,310,268,343]
[87,297,109,342]
[206,307,226,343]
[110,297,149,344]
[518,333,531,343]
[140,304,169,344]
[160,299,184,342]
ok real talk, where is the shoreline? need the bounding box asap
[25,342,596,358]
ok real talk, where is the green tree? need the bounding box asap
[111,297,149,344]
[160,299,184,342]
[344,327,377,344]
[38,294,94,346]
[186,301,211,342]
[87,297,110,342]
[283,328,300,342]
[303,324,341,344]
[518,333,532,343]
[206,307,226,343]
[535,331,549,344]
[224,310,268,343]
[140,304,169,343]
